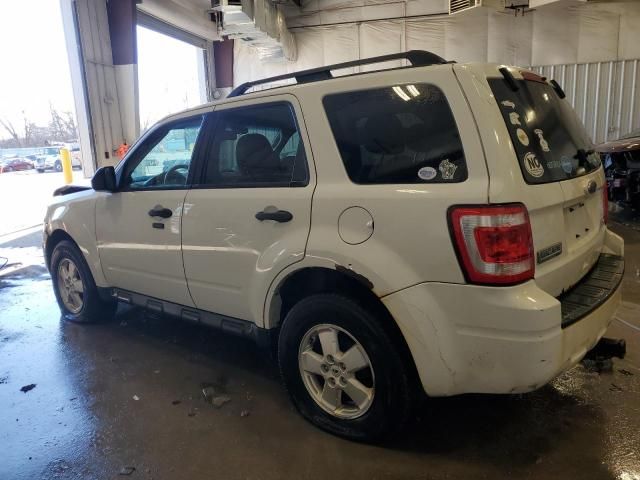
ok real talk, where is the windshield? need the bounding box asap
[489,77,601,184]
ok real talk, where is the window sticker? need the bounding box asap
[561,155,573,174]
[523,152,544,177]
[439,159,457,180]
[533,129,550,152]
[509,112,522,126]
[516,128,530,146]
[417,166,437,181]
[501,100,516,109]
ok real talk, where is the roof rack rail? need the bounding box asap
[227,50,449,98]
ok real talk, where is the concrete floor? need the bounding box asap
[1,219,639,480]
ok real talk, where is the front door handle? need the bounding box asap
[148,206,173,218]
[255,209,293,223]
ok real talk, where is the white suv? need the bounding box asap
[43,51,624,441]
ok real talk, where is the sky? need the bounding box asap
[0,1,205,140]
[0,0,75,136]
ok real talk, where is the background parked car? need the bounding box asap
[0,157,35,173]
[36,147,82,173]
[597,130,640,209]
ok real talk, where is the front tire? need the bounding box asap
[278,294,415,442]
[50,240,116,323]
[54,161,62,172]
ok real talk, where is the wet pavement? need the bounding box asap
[1,220,639,480]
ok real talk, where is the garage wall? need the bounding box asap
[234,1,640,83]
[233,1,640,144]
[532,59,640,144]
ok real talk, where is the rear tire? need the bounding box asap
[278,293,415,442]
[37,169,45,173]
[50,240,116,323]
[54,161,62,172]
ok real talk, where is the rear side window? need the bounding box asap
[323,84,467,184]
[489,77,601,184]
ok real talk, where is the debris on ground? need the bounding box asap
[187,411,197,417]
[212,395,231,408]
[240,410,250,417]
[202,384,231,408]
[581,357,613,373]
[20,383,36,393]
[0,375,8,384]
[610,383,624,392]
[119,466,136,475]
[171,400,181,405]
[202,386,216,403]
[132,395,140,401]
[618,368,634,376]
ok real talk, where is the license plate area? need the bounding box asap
[564,198,600,249]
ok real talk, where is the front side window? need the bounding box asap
[203,102,308,187]
[323,84,467,184]
[123,116,203,190]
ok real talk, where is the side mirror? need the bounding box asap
[92,166,117,192]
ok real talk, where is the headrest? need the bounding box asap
[236,134,279,174]
[362,114,404,155]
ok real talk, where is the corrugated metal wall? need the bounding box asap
[531,59,640,144]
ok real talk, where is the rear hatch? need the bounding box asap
[487,70,606,297]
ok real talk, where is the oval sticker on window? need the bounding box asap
[418,166,437,181]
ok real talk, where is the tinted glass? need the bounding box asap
[323,84,467,184]
[489,78,601,184]
[123,116,202,189]
[203,103,308,187]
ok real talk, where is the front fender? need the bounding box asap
[44,190,108,287]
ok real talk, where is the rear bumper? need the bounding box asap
[382,229,624,396]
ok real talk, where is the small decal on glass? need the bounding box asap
[534,129,550,152]
[524,152,544,178]
[417,166,437,181]
[587,151,601,167]
[501,100,516,109]
[516,128,529,146]
[561,155,573,174]
[439,159,457,180]
[509,112,522,126]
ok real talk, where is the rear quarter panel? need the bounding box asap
[288,65,489,298]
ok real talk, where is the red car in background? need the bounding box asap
[0,157,35,173]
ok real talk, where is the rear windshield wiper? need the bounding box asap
[499,67,519,92]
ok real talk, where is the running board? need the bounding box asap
[107,287,270,348]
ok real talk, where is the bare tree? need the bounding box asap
[48,103,78,142]
[0,117,22,147]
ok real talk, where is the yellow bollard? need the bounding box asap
[60,148,73,184]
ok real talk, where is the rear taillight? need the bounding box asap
[602,184,609,225]
[449,204,534,285]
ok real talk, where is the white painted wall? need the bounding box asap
[234,0,640,86]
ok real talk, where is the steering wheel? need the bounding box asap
[163,164,189,185]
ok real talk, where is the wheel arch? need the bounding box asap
[45,229,78,270]
[267,266,421,386]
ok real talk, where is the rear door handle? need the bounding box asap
[255,209,293,223]
[148,206,173,218]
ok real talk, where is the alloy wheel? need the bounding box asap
[298,323,375,419]
[57,258,85,314]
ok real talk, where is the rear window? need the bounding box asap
[323,84,467,184]
[489,77,601,184]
